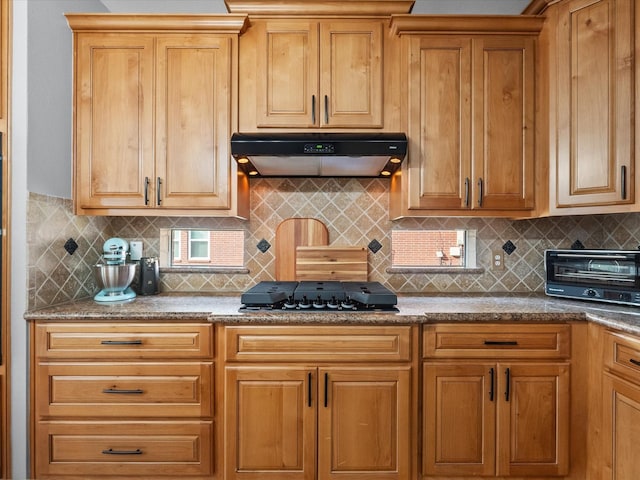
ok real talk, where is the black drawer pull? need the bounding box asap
[505,368,511,402]
[308,372,312,407]
[102,448,143,455]
[629,358,640,367]
[100,340,143,345]
[489,367,495,402]
[103,388,144,395]
[484,340,518,346]
[324,373,329,408]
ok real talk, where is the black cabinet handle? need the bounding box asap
[621,165,627,200]
[477,178,484,207]
[504,368,511,402]
[312,95,316,124]
[102,448,142,455]
[324,373,328,407]
[156,177,162,205]
[629,358,640,367]
[102,388,144,395]
[484,340,518,346]
[144,176,150,205]
[464,177,470,207]
[308,372,312,407]
[489,367,495,402]
[324,95,329,125]
[100,340,143,345]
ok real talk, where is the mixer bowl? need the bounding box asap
[94,263,136,296]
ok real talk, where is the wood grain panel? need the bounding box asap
[423,324,572,359]
[35,421,213,477]
[295,246,367,281]
[225,366,316,480]
[225,325,412,362]
[35,323,214,359]
[275,218,329,281]
[156,35,232,209]
[407,36,472,210]
[555,0,634,208]
[36,362,213,418]
[75,34,155,210]
[423,363,496,476]
[255,20,319,127]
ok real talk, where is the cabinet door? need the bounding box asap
[406,36,472,210]
[496,363,570,477]
[603,373,640,480]
[75,34,155,211]
[225,366,316,480]
[155,35,233,209]
[555,0,634,207]
[319,20,384,128]
[423,363,496,476]
[254,21,319,128]
[472,36,535,210]
[318,367,411,480]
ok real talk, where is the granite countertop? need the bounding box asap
[22,292,640,335]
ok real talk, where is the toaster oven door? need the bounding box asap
[545,250,640,290]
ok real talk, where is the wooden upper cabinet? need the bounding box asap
[472,36,535,211]
[155,35,233,210]
[240,18,385,130]
[390,16,542,218]
[405,35,472,210]
[551,0,635,211]
[67,15,250,217]
[75,34,155,211]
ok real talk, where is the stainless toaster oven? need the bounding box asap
[544,249,640,306]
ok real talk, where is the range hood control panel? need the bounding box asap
[304,143,335,154]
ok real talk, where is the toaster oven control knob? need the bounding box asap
[586,289,597,297]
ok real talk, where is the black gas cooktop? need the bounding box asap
[240,281,398,312]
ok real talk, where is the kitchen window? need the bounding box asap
[160,228,246,271]
[188,231,210,261]
[389,229,478,271]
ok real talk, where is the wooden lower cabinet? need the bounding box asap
[31,321,215,479]
[225,365,411,480]
[602,374,640,480]
[222,324,416,480]
[601,330,640,479]
[424,362,570,477]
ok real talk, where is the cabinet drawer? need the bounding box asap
[423,324,571,359]
[225,325,412,362]
[605,331,640,383]
[35,323,214,359]
[36,362,213,418]
[35,420,213,478]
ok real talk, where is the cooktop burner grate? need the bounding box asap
[240,281,398,312]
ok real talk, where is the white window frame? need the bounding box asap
[188,230,210,261]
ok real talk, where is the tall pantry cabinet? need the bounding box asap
[545,0,637,215]
[66,15,250,217]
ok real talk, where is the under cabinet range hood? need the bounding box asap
[230,132,407,177]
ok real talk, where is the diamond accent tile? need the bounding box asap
[64,238,78,255]
[502,240,516,255]
[256,239,271,253]
[571,239,585,250]
[368,239,383,254]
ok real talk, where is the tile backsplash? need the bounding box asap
[27,179,640,310]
